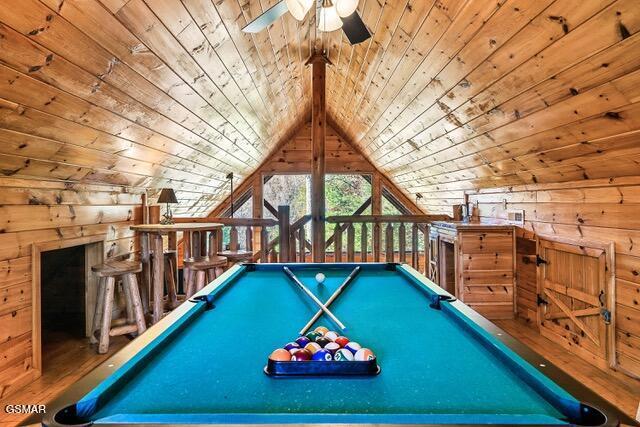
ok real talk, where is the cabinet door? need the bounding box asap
[537,237,614,370]
[427,232,439,284]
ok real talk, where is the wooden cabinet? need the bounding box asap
[429,222,515,320]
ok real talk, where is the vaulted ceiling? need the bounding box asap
[0,0,639,216]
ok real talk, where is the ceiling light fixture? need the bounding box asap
[336,0,358,17]
[318,0,343,32]
[285,0,314,21]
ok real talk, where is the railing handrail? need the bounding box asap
[174,217,278,227]
[290,214,312,231]
[326,214,451,223]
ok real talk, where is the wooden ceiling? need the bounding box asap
[0,0,639,215]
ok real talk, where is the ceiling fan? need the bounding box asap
[242,0,371,45]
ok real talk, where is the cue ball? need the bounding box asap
[315,273,326,284]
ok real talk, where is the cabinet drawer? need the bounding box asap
[460,232,513,254]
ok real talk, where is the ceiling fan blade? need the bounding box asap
[242,1,288,33]
[340,11,371,45]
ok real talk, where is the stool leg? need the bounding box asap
[122,277,134,324]
[215,267,224,278]
[90,277,106,344]
[206,269,215,283]
[165,255,178,307]
[185,268,196,298]
[195,270,206,293]
[124,273,147,335]
[98,277,116,354]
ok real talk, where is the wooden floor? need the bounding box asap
[0,321,638,426]
[0,332,129,427]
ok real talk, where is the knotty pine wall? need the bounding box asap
[457,177,640,378]
[0,177,142,398]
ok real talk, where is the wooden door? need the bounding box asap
[537,237,615,370]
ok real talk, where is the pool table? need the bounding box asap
[38,263,629,426]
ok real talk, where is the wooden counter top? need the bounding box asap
[430,219,515,231]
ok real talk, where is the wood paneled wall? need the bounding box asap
[0,177,142,397]
[463,178,640,378]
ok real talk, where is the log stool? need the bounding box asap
[163,250,180,309]
[184,256,227,297]
[91,260,146,354]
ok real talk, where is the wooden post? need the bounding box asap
[278,205,290,262]
[253,176,263,253]
[371,174,382,216]
[309,53,328,262]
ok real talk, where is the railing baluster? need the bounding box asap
[373,222,381,262]
[334,223,343,262]
[269,247,278,263]
[411,223,419,269]
[361,223,368,262]
[398,222,406,263]
[385,223,394,262]
[298,226,306,262]
[246,226,253,252]
[346,224,355,262]
[260,227,269,263]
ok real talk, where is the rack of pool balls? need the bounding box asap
[265,326,379,377]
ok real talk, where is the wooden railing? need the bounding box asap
[325,214,451,271]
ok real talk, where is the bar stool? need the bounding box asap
[184,255,227,297]
[91,260,147,354]
[163,250,179,309]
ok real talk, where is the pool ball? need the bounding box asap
[304,342,322,354]
[314,326,329,335]
[269,348,291,361]
[324,331,338,341]
[344,342,361,355]
[284,342,300,352]
[315,272,326,284]
[324,342,340,353]
[311,349,333,361]
[333,348,354,361]
[291,349,311,361]
[334,336,349,347]
[305,331,320,341]
[354,348,375,361]
[295,336,310,347]
[315,337,331,348]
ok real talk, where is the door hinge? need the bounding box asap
[536,255,548,266]
[600,308,611,325]
[537,294,549,306]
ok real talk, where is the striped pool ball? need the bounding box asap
[324,331,339,341]
[334,336,349,347]
[291,349,311,361]
[269,348,291,362]
[324,342,340,353]
[295,336,310,347]
[304,342,322,354]
[311,349,333,361]
[314,326,329,335]
[334,348,354,361]
[354,348,375,361]
[315,337,331,348]
[283,342,300,352]
[344,342,361,355]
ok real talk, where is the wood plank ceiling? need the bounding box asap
[0,0,639,215]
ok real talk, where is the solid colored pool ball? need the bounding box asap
[305,331,320,341]
[334,336,349,347]
[334,348,354,361]
[324,331,338,341]
[314,326,329,335]
[344,342,361,355]
[355,348,375,361]
[312,349,333,361]
[295,336,310,347]
[269,348,291,361]
[324,342,340,353]
[315,273,326,284]
[304,342,322,354]
[291,349,311,361]
[284,342,300,352]
[315,337,331,348]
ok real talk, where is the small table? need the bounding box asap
[37,263,629,426]
[130,223,223,323]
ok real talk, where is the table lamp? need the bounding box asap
[157,188,178,224]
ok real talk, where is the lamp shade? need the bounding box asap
[157,188,178,204]
[318,3,343,32]
[336,0,358,17]
[285,0,314,21]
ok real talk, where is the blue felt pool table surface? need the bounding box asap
[77,264,582,425]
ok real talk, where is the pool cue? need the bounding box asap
[283,266,347,331]
[299,266,360,335]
